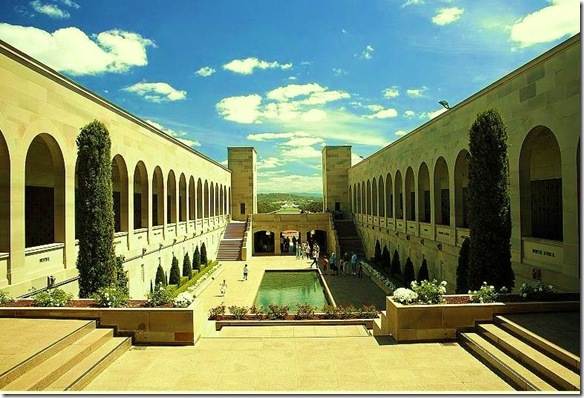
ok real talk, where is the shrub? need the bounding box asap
[169,256,181,285]
[392,287,418,304]
[228,305,249,320]
[173,292,194,308]
[32,288,73,307]
[114,256,129,295]
[390,249,401,275]
[295,303,316,319]
[382,246,390,271]
[0,290,14,305]
[374,240,382,264]
[417,258,429,283]
[155,265,165,286]
[468,109,514,291]
[146,284,173,307]
[209,304,226,320]
[456,238,471,294]
[249,305,266,320]
[267,304,289,320]
[403,257,415,288]
[193,246,201,271]
[76,120,117,298]
[182,252,192,278]
[520,281,556,301]
[469,282,505,303]
[357,304,378,318]
[336,304,356,319]
[91,286,129,308]
[322,304,338,319]
[360,261,396,294]
[411,280,447,304]
[200,243,208,267]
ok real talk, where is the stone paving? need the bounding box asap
[83,255,515,393]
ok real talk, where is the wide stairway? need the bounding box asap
[0,318,131,392]
[216,221,247,261]
[458,315,580,392]
[333,220,366,258]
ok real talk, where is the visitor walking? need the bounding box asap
[351,252,358,275]
[321,255,329,275]
[329,252,336,275]
[310,251,318,268]
[220,279,227,296]
[243,264,248,281]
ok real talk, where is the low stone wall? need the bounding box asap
[215,318,375,331]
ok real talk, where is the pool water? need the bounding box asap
[254,270,330,311]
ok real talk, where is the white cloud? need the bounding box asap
[194,66,215,77]
[30,0,69,18]
[367,104,384,112]
[220,159,228,166]
[247,132,310,142]
[285,146,322,159]
[257,157,285,169]
[60,0,80,8]
[383,86,400,98]
[351,153,364,166]
[300,109,328,122]
[432,7,464,25]
[359,44,375,59]
[216,94,263,124]
[123,82,187,103]
[333,67,347,76]
[301,90,350,105]
[288,76,297,80]
[266,83,326,102]
[258,173,322,194]
[341,28,348,34]
[0,24,154,75]
[419,107,448,119]
[402,0,424,7]
[510,0,580,48]
[404,110,416,118]
[144,119,201,147]
[407,86,427,97]
[222,57,292,75]
[280,137,324,147]
[367,108,398,119]
[395,130,408,136]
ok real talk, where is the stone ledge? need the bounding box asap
[215,318,375,331]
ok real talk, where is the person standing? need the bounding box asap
[351,252,358,275]
[310,251,318,268]
[321,255,329,275]
[243,264,248,281]
[220,279,227,296]
[329,252,336,275]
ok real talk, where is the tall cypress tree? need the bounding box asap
[169,256,181,285]
[456,238,471,293]
[390,249,401,276]
[76,120,117,297]
[155,265,165,286]
[374,240,382,264]
[467,109,514,291]
[182,252,192,278]
[200,242,208,267]
[417,258,429,283]
[403,257,415,288]
[193,246,201,271]
[382,246,390,271]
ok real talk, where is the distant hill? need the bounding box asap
[257,193,323,213]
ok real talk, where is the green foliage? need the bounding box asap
[456,238,471,294]
[267,304,289,320]
[0,290,14,305]
[208,304,226,320]
[150,280,153,293]
[182,252,192,278]
[200,243,208,267]
[357,304,378,318]
[169,256,181,285]
[417,258,429,283]
[403,257,415,288]
[114,256,129,295]
[193,246,201,271]
[75,120,117,298]
[336,304,357,319]
[374,240,382,264]
[155,265,165,286]
[256,193,323,214]
[32,288,73,307]
[382,245,390,271]
[411,280,447,304]
[294,303,317,319]
[91,286,129,308]
[470,282,505,303]
[467,109,514,291]
[390,249,401,275]
[228,305,249,320]
[249,305,267,320]
[520,281,556,301]
[172,261,219,296]
[146,284,174,306]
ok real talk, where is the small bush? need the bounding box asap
[411,279,447,304]
[182,253,192,278]
[193,246,201,272]
[390,249,401,275]
[469,282,506,303]
[169,256,181,285]
[267,304,289,320]
[173,292,194,308]
[200,243,208,267]
[0,290,14,305]
[392,288,418,304]
[228,305,249,320]
[91,286,129,308]
[357,304,378,318]
[374,240,382,264]
[520,281,556,301]
[32,288,73,307]
[417,258,429,283]
[155,265,166,286]
[322,304,338,319]
[336,304,356,319]
[403,257,415,288]
[249,305,266,320]
[146,284,174,307]
[209,304,226,320]
[295,303,316,319]
[382,246,390,271]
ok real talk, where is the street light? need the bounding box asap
[439,100,451,110]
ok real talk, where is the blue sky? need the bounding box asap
[0,0,580,194]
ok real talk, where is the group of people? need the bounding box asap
[320,251,363,277]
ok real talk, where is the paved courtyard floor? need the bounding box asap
[83,255,515,393]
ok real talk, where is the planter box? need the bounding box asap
[215,318,375,331]
[386,296,579,343]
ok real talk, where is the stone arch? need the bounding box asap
[349,185,353,213]
[167,170,177,224]
[197,178,203,219]
[112,154,129,232]
[179,173,187,222]
[25,133,65,247]
[386,173,393,218]
[361,181,365,214]
[418,162,430,223]
[254,230,275,254]
[378,175,385,218]
[133,161,148,229]
[434,157,450,226]
[210,182,215,217]
[519,126,563,240]
[405,167,415,221]
[204,180,209,218]
[189,176,196,221]
[152,166,164,226]
[395,170,403,219]
[454,150,470,228]
[366,179,371,215]
[0,131,9,252]
[372,177,378,216]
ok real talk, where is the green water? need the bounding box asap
[254,270,330,311]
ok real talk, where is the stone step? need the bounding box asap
[4,328,113,391]
[459,332,556,391]
[0,320,96,389]
[45,336,131,391]
[477,323,579,391]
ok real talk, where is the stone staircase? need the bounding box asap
[333,220,366,258]
[216,221,247,261]
[0,319,131,392]
[458,315,580,392]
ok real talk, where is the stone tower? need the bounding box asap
[322,146,351,220]
[228,147,257,221]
